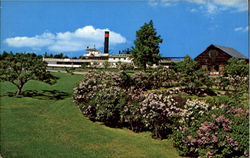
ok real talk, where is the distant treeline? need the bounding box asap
[0,51,43,60]
[44,52,70,59]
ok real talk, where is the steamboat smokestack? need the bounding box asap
[104,31,109,54]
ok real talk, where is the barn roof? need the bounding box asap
[212,44,247,59]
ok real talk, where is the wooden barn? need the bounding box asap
[194,44,248,76]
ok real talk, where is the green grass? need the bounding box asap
[0,72,182,158]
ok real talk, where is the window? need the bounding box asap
[214,65,219,71]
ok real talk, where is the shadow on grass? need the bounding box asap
[6,90,69,100]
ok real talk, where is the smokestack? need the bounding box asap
[104,31,109,54]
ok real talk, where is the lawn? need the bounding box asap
[0,73,182,158]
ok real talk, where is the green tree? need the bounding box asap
[0,51,12,60]
[131,20,163,70]
[175,55,212,94]
[0,52,58,96]
[224,58,249,92]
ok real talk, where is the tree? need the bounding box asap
[0,52,58,96]
[131,20,163,70]
[119,48,131,54]
[54,53,64,58]
[175,55,212,94]
[224,58,249,92]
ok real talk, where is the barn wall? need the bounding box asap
[195,46,232,73]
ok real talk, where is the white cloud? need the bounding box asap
[148,0,159,6]
[5,26,126,52]
[148,0,248,15]
[5,32,55,48]
[234,26,249,32]
[190,8,198,12]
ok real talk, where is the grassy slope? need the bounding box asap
[0,73,181,158]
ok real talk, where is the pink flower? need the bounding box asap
[206,151,213,157]
[212,135,218,143]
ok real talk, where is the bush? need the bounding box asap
[92,86,127,127]
[150,67,176,88]
[120,88,146,132]
[73,70,132,105]
[73,70,132,125]
[139,92,182,139]
[179,99,209,127]
[174,55,213,94]
[131,72,153,90]
[73,71,102,106]
[173,102,249,158]
[118,63,134,70]
[131,67,176,90]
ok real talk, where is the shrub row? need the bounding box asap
[73,70,210,138]
[73,70,249,157]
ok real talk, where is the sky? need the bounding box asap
[1,0,249,58]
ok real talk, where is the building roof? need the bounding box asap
[212,44,247,59]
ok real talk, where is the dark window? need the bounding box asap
[214,65,219,71]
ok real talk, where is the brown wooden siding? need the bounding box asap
[195,46,232,68]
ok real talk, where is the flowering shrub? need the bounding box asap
[140,92,183,139]
[131,67,176,90]
[73,72,101,106]
[150,67,176,89]
[131,72,153,90]
[173,104,249,158]
[120,88,146,132]
[73,70,132,123]
[91,86,127,126]
[179,99,209,127]
[120,91,189,138]
[73,70,131,105]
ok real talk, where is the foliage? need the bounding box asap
[131,72,153,90]
[0,51,12,60]
[130,67,176,90]
[81,63,87,69]
[150,67,176,88]
[131,20,163,70]
[44,52,69,59]
[120,88,146,132]
[103,61,110,69]
[118,63,134,71]
[90,86,128,127]
[73,70,132,120]
[139,92,183,139]
[179,99,209,127]
[216,76,230,91]
[224,58,249,93]
[65,67,75,75]
[174,55,213,94]
[119,48,131,54]
[173,101,249,158]
[0,52,58,95]
[72,67,249,158]
[225,58,249,77]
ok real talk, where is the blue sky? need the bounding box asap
[1,0,248,58]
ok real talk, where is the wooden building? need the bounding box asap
[194,44,248,76]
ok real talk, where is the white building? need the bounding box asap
[44,48,132,68]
